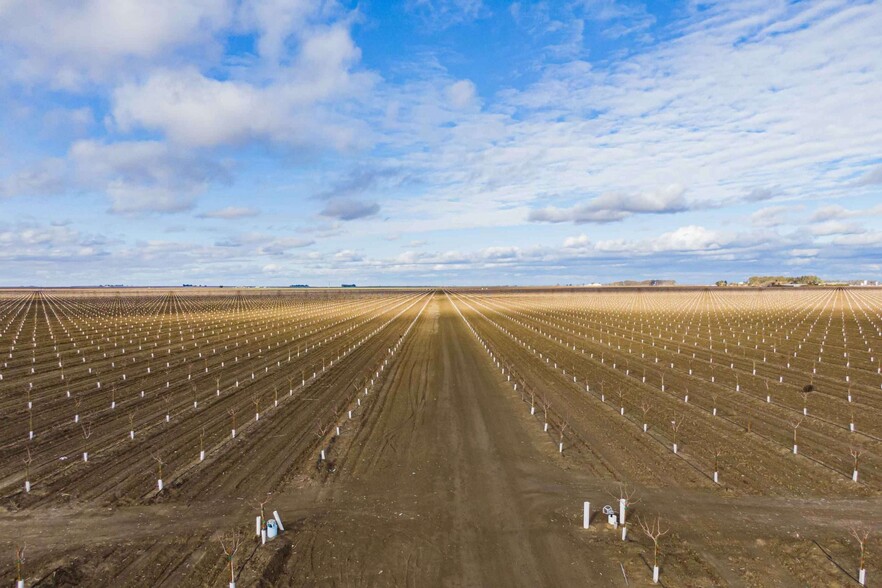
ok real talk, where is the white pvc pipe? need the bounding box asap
[583,502,590,528]
[714,471,719,484]
[256,516,261,536]
[83,452,88,462]
[200,450,205,462]
[158,479,163,491]
[859,568,866,586]
[653,565,659,584]
[853,470,859,482]
[793,444,798,455]
[273,510,285,531]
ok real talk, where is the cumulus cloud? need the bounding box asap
[320,198,380,220]
[0,0,232,88]
[529,184,689,223]
[69,140,231,214]
[446,80,477,109]
[0,158,67,197]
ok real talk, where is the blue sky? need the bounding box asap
[1,0,881,286]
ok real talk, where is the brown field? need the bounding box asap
[0,287,880,587]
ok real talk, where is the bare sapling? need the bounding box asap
[152,452,165,491]
[253,394,261,421]
[611,483,639,541]
[558,420,568,453]
[220,530,242,588]
[81,421,93,462]
[670,416,684,454]
[801,384,813,416]
[641,400,652,432]
[73,394,82,423]
[14,544,25,588]
[791,416,804,454]
[315,419,331,461]
[23,448,32,493]
[617,388,626,416]
[229,407,237,438]
[128,410,136,440]
[851,444,863,482]
[541,395,551,432]
[711,392,718,416]
[255,492,271,542]
[850,527,869,586]
[711,444,723,484]
[638,515,669,584]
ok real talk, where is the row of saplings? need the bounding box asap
[580,484,871,586]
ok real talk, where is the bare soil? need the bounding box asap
[0,289,880,587]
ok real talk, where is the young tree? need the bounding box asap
[610,483,640,541]
[228,407,238,439]
[639,516,669,584]
[14,544,25,588]
[850,527,869,586]
[851,444,863,483]
[791,416,804,454]
[80,421,93,462]
[152,452,166,491]
[219,530,242,588]
[558,420,568,453]
[711,444,723,484]
[670,416,684,454]
[23,448,32,493]
[640,400,652,432]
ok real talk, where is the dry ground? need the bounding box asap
[0,289,880,587]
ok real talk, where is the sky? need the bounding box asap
[0,0,881,286]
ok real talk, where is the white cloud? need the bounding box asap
[0,0,233,88]
[446,80,477,109]
[69,140,231,214]
[530,184,689,223]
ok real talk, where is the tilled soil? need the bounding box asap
[1,289,880,587]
